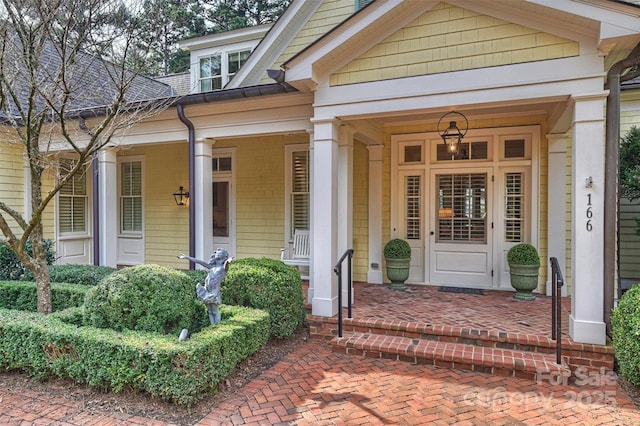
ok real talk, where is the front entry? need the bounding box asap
[430,169,492,287]
[391,126,538,290]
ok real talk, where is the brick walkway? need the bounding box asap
[4,339,639,425]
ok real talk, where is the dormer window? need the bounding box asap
[199,49,251,92]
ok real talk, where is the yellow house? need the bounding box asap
[4,0,640,348]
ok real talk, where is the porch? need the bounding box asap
[306,282,614,382]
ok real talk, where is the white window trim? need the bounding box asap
[192,41,256,93]
[55,156,91,239]
[117,156,144,239]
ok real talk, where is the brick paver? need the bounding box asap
[3,339,639,425]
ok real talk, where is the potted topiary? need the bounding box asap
[384,238,411,291]
[507,243,540,301]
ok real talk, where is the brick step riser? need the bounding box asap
[309,317,614,374]
[342,324,557,354]
[332,345,543,381]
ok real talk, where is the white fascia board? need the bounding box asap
[228,0,323,88]
[284,0,439,84]
[449,0,598,47]
[526,0,640,37]
[312,56,604,120]
[179,24,272,51]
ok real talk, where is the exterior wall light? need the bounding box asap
[173,186,189,206]
[438,111,469,156]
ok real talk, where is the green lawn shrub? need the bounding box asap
[48,264,117,285]
[0,281,89,312]
[0,240,55,281]
[84,264,208,335]
[612,284,640,387]
[0,305,270,406]
[222,258,305,338]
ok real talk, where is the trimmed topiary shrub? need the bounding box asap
[222,258,305,338]
[84,264,208,335]
[384,238,411,259]
[507,243,540,266]
[612,284,640,387]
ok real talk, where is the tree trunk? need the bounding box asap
[30,226,52,314]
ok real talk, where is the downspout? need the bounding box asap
[92,153,100,265]
[605,42,640,335]
[176,103,196,270]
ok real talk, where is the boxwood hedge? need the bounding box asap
[0,305,270,406]
[0,281,89,312]
[612,284,640,387]
[222,258,305,339]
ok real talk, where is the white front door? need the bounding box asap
[429,169,493,287]
[211,150,236,257]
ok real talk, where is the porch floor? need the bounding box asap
[305,282,613,379]
[306,282,570,338]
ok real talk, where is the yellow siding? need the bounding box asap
[235,136,286,259]
[119,143,190,268]
[0,141,26,236]
[621,88,640,136]
[330,3,579,86]
[262,0,355,83]
[565,135,573,291]
[215,134,308,260]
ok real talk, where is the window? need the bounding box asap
[199,49,251,92]
[120,161,142,234]
[212,156,232,238]
[436,141,488,161]
[200,55,222,92]
[228,50,250,79]
[58,159,87,234]
[436,173,487,243]
[405,176,421,239]
[356,0,375,10]
[285,146,310,240]
[504,172,524,242]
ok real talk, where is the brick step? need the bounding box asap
[331,331,571,381]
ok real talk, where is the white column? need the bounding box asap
[367,144,384,284]
[338,124,354,306]
[306,129,316,302]
[98,149,118,267]
[569,93,607,345]
[311,119,339,317]
[547,134,568,297]
[195,139,213,262]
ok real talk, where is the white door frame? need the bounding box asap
[391,125,539,289]
[211,148,236,258]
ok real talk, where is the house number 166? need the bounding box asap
[586,193,593,231]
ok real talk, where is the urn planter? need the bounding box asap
[507,243,540,301]
[384,238,411,291]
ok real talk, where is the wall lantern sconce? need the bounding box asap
[437,111,469,156]
[173,186,189,206]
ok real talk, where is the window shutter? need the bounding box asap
[291,151,309,232]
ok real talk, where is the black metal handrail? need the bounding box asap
[334,249,354,338]
[550,257,565,365]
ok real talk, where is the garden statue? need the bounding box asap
[178,249,232,325]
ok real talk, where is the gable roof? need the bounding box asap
[0,38,174,122]
[276,0,640,91]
